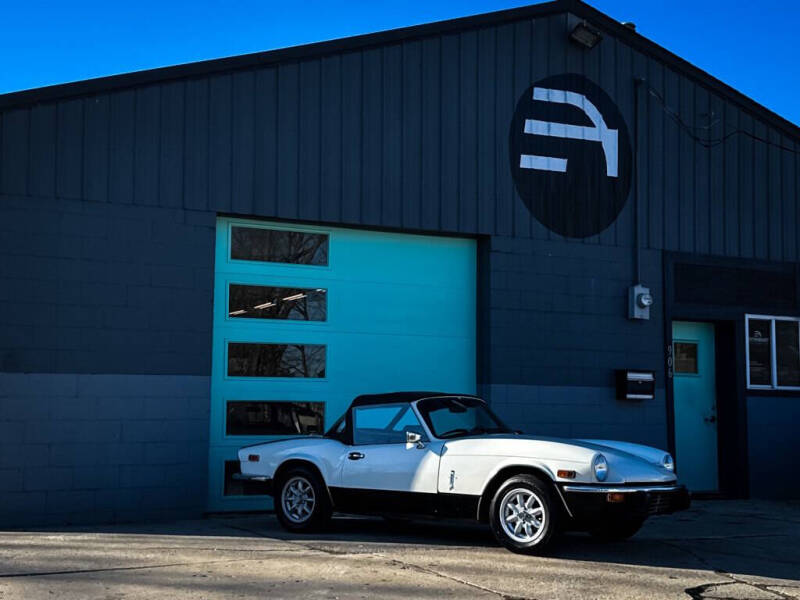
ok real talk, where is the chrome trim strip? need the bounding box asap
[562,485,682,493]
[232,474,271,482]
[552,481,575,518]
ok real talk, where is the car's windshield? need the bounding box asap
[416,397,512,439]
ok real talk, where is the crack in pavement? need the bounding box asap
[385,558,535,600]
[659,539,798,600]
[0,555,297,580]
[218,520,533,599]
[685,579,799,600]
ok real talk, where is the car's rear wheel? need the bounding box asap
[589,516,645,541]
[275,466,331,532]
[489,475,558,554]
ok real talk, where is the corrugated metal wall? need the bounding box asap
[2,12,798,260]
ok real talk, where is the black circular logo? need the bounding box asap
[509,73,632,238]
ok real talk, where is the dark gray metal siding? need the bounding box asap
[2,13,798,259]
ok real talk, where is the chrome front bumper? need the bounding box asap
[560,484,691,521]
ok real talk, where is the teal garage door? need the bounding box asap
[208,218,477,511]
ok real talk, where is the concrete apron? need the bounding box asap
[0,500,798,600]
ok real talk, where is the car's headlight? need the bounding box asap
[662,453,675,472]
[593,454,608,482]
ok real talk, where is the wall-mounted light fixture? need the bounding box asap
[570,21,602,49]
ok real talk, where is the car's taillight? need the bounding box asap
[248,454,259,462]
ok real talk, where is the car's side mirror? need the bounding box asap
[406,431,425,449]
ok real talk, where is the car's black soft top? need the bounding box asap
[349,391,480,408]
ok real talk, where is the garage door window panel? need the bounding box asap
[230,226,328,266]
[227,342,326,378]
[228,284,327,321]
[226,401,325,435]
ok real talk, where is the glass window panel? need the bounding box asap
[776,321,800,387]
[416,397,510,439]
[352,404,424,445]
[226,401,325,436]
[228,284,327,321]
[231,226,328,265]
[223,461,271,496]
[674,342,698,374]
[227,343,326,378]
[748,319,772,386]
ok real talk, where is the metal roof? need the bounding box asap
[0,0,797,139]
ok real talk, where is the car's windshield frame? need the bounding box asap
[415,396,512,439]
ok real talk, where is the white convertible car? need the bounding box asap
[237,392,689,553]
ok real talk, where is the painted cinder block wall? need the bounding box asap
[1,0,799,525]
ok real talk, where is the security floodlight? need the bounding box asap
[570,21,602,49]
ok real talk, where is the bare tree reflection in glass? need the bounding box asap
[228,343,326,378]
[231,227,328,266]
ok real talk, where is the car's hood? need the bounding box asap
[441,434,676,484]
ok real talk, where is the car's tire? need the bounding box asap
[274,465,332,533]
[488,474,558,554]
[589,516,645,541]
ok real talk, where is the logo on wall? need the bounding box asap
[509,74,632,238]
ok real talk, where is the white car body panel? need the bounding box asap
[439,435,675,495]
[339,441,444,493]
[239,437,344,484]
[239,421,677,500]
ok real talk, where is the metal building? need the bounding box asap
[1,0,799,525]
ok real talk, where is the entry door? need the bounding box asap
[672,321,719,492]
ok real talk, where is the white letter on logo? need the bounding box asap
[520,87,619,177]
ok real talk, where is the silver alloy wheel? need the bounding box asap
[499,487,546,544]
[281,476,316,524]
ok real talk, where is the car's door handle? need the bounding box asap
[704,415,717,423]
[348,452,365,460]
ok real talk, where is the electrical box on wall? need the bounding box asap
[628,284,653,320]
[616,370,656,400]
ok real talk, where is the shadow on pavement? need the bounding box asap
[4,500,799,584]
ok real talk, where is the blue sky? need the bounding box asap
[0,1,797,125]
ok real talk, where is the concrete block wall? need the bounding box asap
[0,195,215,527]
[484,236,668,450]
[0,373,210,528]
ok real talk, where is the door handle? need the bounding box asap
[704,415,717,424]
[348,452,365,460]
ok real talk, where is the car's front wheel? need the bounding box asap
[275,466,332,532]
[489,474,558,554]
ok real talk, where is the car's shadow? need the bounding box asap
[220,513,800,583]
